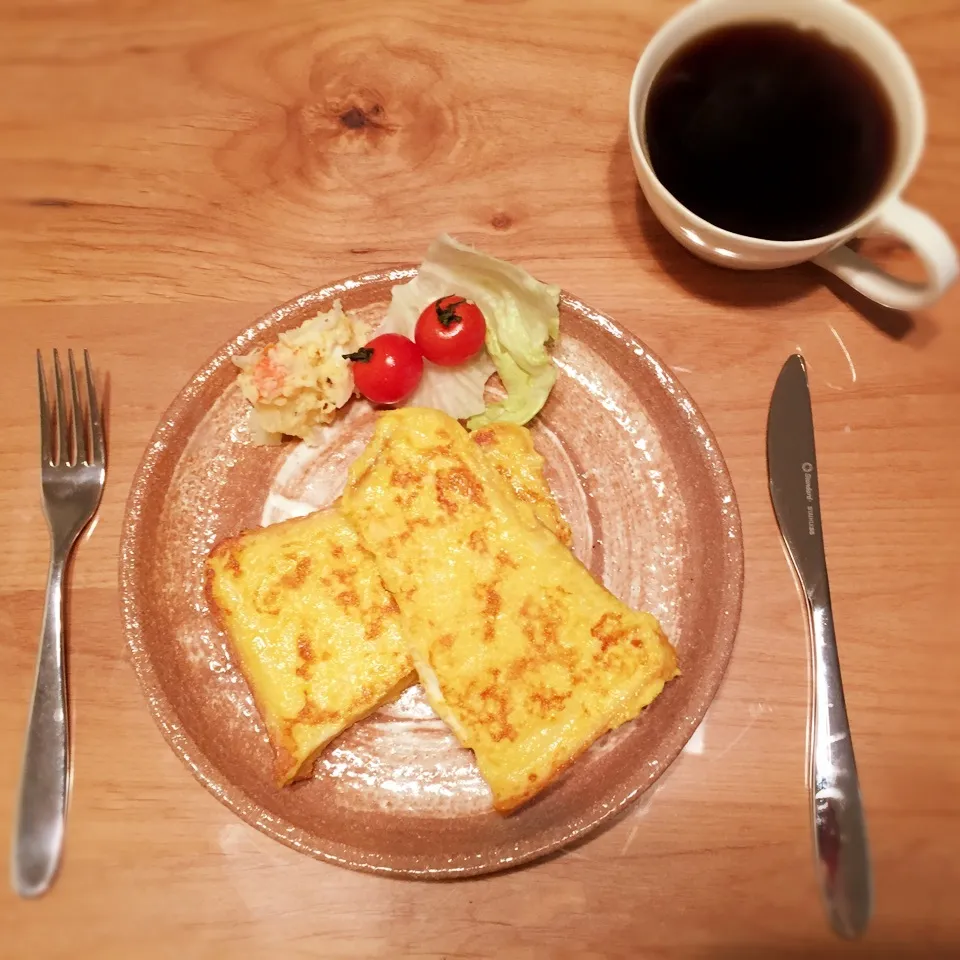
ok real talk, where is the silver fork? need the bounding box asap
[12,350,105,898]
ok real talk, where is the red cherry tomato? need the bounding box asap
[343,333,423,405]
[414,296,487,367]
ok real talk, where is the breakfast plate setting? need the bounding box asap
[10,0,959,949]
[119,237,743,876]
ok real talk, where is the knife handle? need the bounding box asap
[808,589,872,939]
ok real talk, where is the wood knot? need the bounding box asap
[491,212,513,231]
[216,39,473,197]
[339,103,386,131]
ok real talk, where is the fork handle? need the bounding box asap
[12,547,69,898]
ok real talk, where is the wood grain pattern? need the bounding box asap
[1,0,958,957]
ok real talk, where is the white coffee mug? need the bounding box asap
[628,0,958,311]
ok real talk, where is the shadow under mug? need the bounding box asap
[628,0,959,311]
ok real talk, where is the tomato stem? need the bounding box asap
[343,347,374,363]
[436,298,466,328]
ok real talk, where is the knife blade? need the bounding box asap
[767,354,872,939]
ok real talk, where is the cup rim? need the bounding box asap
[627,0,927,249]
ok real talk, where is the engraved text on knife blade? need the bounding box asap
[802,461,816,535]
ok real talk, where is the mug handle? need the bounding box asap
[813,198,959,311]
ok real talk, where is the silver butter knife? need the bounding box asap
[767,354,872,939]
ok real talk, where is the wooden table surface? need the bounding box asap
[2,1,958,957]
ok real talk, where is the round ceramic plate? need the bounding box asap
[120,268,743,877]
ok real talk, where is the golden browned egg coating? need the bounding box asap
[206,421,570,785]
[207,509,411,785]
[340,408,678,812]
[470,422,572,546]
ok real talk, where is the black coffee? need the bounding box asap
[644,22,896,241]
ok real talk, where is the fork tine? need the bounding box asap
[84,350,105,466]
[52,349,69,466]
[37,351,52,466]
[67,350,89,465]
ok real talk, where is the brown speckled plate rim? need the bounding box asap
[119,266,744,878]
